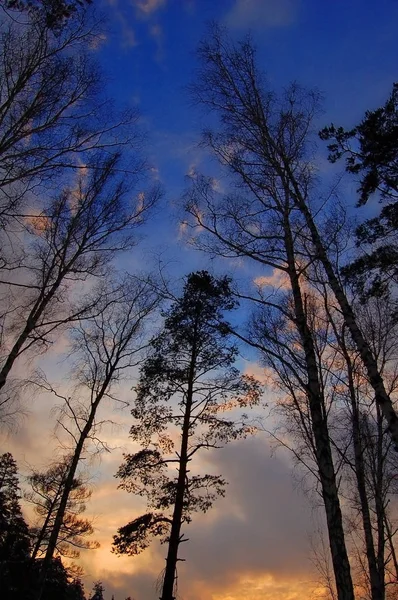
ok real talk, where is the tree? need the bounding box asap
[0,152,159,404]
[187,26,355,600]
[4,1,92,28]
[0,453,31,562]
[113,271,262,600]
[30,274,159,599]
[0,453,32,600]
[0,4,160,407]
[0,10,136,227]
[26,457,98,561]
[188,22,398,481]
[89,581,104,600]
[320,83,398,300]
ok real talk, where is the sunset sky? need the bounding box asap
[2,1,398,599]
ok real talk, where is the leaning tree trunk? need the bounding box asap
[283,212,354,600]
[288,176,398,449]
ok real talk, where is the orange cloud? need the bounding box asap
[254,269,291,291]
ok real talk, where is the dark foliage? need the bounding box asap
[320,83,398,298]
[5,0,92,28]
[0,453,86,599]
[113,271,262,599]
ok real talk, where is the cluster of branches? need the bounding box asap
[179,24,398,600]
[2,9,398,600]
[0,4,162,599]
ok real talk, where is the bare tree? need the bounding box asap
[189,24,398,449]
[0,9,138,228]
[29,274,160,598]
[0,152,160,404]
[186,28,354,600]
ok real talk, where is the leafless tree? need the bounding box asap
[0,9,139,229]
[189,24,398,451]
[28,273,160,599]
[0,152,160,406]
[186,27,354,600]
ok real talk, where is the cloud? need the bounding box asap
[77,436,319,600]
[254,269,291,291]
[133,0,166,18]
[225,0,297,31]
[182,438,314,585]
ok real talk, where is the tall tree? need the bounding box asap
[0,453,31,562]
[0,153,159,403]
[0,453,32,600]
[113,271,262,600]
[30,274,159,599]
[187,26,357,600]
[189,22,398,477]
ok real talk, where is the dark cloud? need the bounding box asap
[90,435,319,599]
[181,436,315,589]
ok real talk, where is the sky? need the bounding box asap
[2,1,398,599]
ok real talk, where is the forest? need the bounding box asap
[0,1,397,599]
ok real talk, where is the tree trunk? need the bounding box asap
[342,340,383,600]
[290,184,398,449]
[0,269,64,392]
[35,373,112,600]
[160,321,198,600]
[283,212,354,600]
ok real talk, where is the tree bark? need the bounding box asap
[289,183,398,449]
[283,212,354,600]
[342,338,383,600]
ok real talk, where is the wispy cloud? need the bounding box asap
[254,269,291,291]
[225,0,297,31]
[133,0,166,18]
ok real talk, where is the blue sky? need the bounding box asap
[96,0,398,277]
[5,2,398,599]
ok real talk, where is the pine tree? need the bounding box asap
[113,271,262,600]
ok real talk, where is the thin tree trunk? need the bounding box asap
[31,486,62,560]
[290,182,398,448]
[384,516,398,581]
[160,320,198,600]
[0,267,65,392]
[283,211,354,600]
[341,336,383,600]
[374,404,386,600]
[36,373,113,600]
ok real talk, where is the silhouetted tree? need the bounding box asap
[26,457,98,561]
[0,152,160,406]
[5,0,92,28]
[113,271,262,600]
[0,453,32,599]
[189,24,398,454]
[0,10,136,229]
[89,581,104,600]
[187,25,355,600]
[31,274,159,600]
[0,453,31,562]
